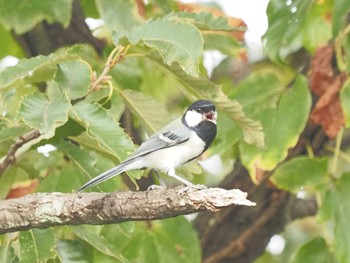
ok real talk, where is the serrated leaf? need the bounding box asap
[71,225,128,263]
[151,59,264,147]
[114,18,203,77]
[0,0,73,34]
[240,75,311,181]
[270,156,328,192]
[19,91,70,133]
[203,33,244,56]
[318,173,350,263]
[55,60,92,100]
[290,237,335,263]
[19,229,56,263]
[119,89,171,133]
[95,0,141,31]
[0,52,78,90]
[71,101,141,182]
[56,239,91,263]
[166,11,238,31]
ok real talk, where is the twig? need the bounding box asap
[0,186,255,234]
[0,129,41,176]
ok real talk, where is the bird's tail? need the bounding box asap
[78,162,128,192]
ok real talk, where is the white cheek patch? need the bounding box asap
[185,110,202,127]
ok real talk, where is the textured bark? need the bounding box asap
[0,187,254,234]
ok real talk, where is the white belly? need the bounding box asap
[142,131,205,172]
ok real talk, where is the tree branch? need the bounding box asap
[0,187,255,234]
[0,129,41,176]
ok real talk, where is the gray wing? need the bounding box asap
[125,118,190,161]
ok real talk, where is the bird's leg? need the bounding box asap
[167,169,194,186]
[147,170,167,191]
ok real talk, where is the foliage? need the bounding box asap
[1,0,350,262]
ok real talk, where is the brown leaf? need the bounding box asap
[177,2,246,42]
[309,44,346,138]
[6,179,39,199]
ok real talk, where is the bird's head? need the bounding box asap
[182,100,217,128]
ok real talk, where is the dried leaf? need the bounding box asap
[6,179,39,199]
[309,45,346,138]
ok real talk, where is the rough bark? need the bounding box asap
[0,186,255,234]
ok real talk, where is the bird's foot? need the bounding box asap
[177,184,207,197]
[147,184,167,191]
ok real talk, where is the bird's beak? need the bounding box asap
[203,111,217,123]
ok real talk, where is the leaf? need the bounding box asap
[166,11,239,31]
[318,173,350,263]
[119,89,172,133]
[290,237,335,263]
[0,24,24,58]
[0,243,17,263]
[263,0,313,62]
[270,156,328,192]
[203,33,244,56]
[95,0,141,31]
[0,51,78,90]
[0,126,27,142]
[19,229,56,263]
[309,45,346,138]
[56,239,91,263]
[72,101,134,161]
[340,78,350,127]
[240,75,311,182]
[18,91,70,133]
[71,101,141,182]
[114,18,203,77]
[55,60,92,100]
[151,59,264,147]
[71,225,128,262]
[333,0,350,36]
[0,0,73,34]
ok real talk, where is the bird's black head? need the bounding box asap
[182,100,217,149]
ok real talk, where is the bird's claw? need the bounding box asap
[147,184,166,191]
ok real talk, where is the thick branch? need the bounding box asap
[0,187,255,234]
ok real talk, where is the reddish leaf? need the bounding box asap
[6,179,39,199]
[309,44,346,138]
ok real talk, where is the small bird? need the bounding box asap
[78,100,217,191]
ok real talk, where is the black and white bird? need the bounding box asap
[78,100,217,191]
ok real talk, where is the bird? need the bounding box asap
[78,99,217,192]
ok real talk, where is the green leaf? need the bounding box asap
[166,11,239,31]
[302,15,331,53]
[56,140,122,192]
[203,34,244,56]
[151,59,264,147]
[72,101,134,161]
[56,239,92,263]
[114,18,203,77]
[270,156,328,192]
[333,0,350,36]
[0,24,24,58]
[290,237,335,263]
[229,73,286,117]
[108,218,200,263]
[19,91,70,133]
[55,60,92,100]
[119,89,171,133]
[318,173,350,263]
[340,78,350,127]
[0,126,27,142]
[264,0,313,62]
[71,101,141,183]
[0,243,17,263]
[0,51,78,90]
[95,0,141,31]
[19,229,56,263]
[71,226,128,262]
[0,0,73,34]
[240,75,311,181]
